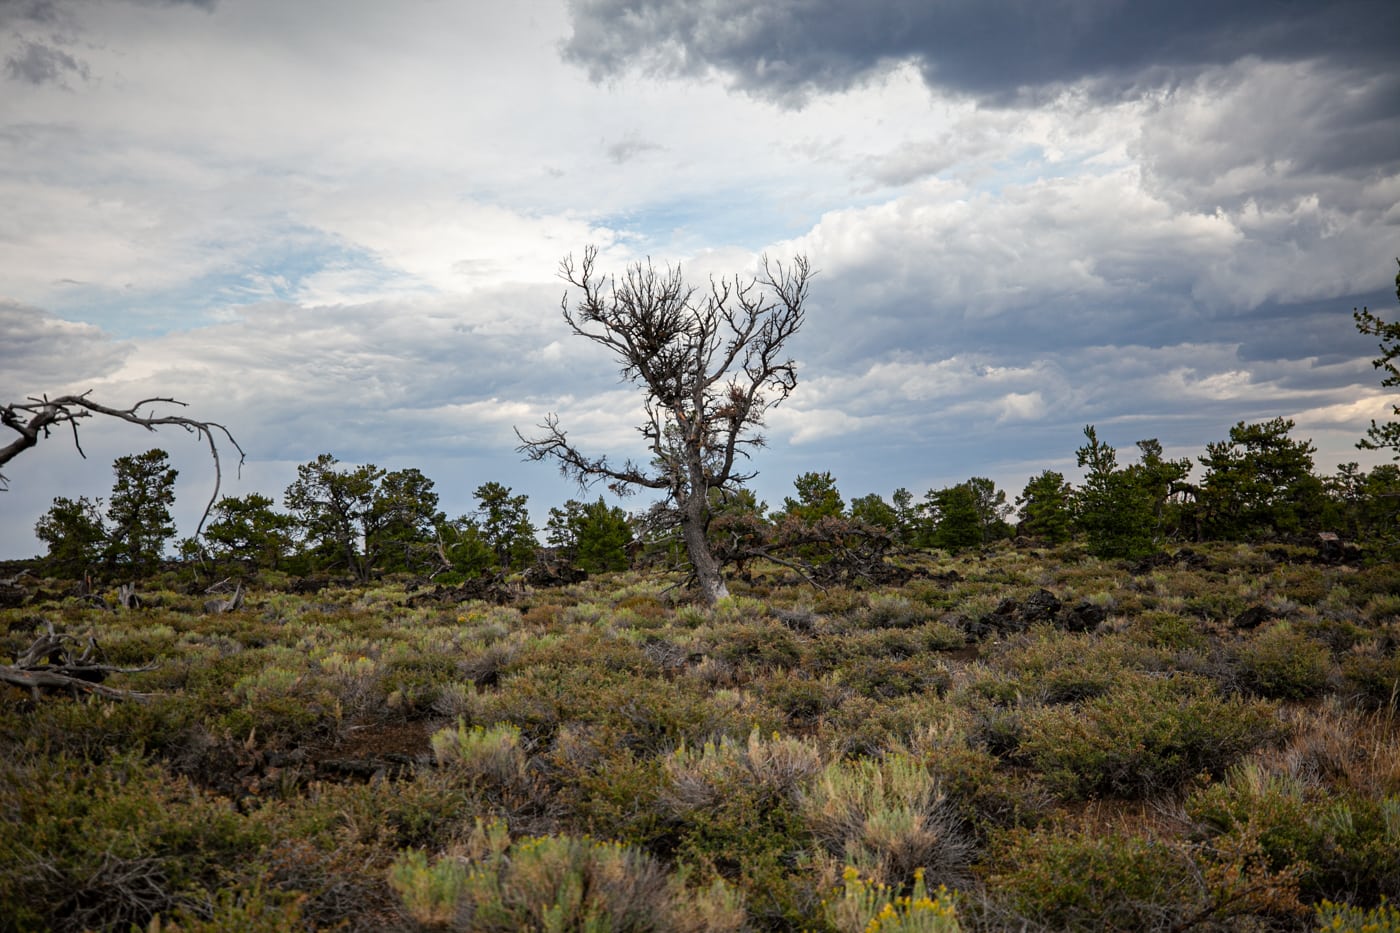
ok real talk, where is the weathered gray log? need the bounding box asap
[2,621,157,702]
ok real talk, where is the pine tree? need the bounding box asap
[1016,470,1073,544]
[105,448,178,573]
[1354,258,1400,457]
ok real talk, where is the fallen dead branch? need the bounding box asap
[1,620,158,702]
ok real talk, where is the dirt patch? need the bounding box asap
[332,719,441,759]
[305,718,443,782]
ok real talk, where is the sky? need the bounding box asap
[2,0,1399,558]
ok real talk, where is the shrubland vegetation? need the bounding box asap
[2,536,1398,931]
[2,259,1398,931]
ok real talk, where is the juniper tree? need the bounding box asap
[473,481,537,571]
[1197,418,1322,539]
[1074,426,1159,559]
[546,497,633,573]
[34,495,107,577]
[283,455,443,580]
[203,493,295,570]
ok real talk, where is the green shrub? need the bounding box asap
[762,670,850,725]
[704,621,803,670]
[388,847,467,926]
[547,728,669,846]
[153,883,307,932]
[1134,610,1210,653]
[432,721,530,788]
[991,627,1142,705]
[1234,623,1333,699]
[1018,673,1280,798]
[99,621,181,665]
[0,752,270,932]
[1341,649,1400,710]
[1352,563,1400,600]
[388,818,745,932]
[838,656,952,700]
[860,595,938,629]
[1278,565,1330,604]
[0,694,200,764]
[918,743,1049,841]
[986,824,1202,931]
[660,730,818,925]
[380,653,462,716]
[663,729,821,817]
[1188,763,1400,905]
[486,659,730,751]
[1297,616,1374,654]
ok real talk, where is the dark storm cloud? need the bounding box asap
[1136,62,1400,210]
[0,1,62,28]
[2,0,216,86]
[4,37,88,85]
[562,0,1399,105]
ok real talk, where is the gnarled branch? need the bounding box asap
[2,621,158,702]
[1,391,245,536]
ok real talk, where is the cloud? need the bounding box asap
[4,38,89,86]
[0,303,129,388]
[774,406,870,444]
[1136,60,1400,212]
[1,0,217,88]
[562,0,1399,106]
[996,391,1046,424]
[3,0,1397,559]
[785,168,1242,362]
[0,282,648,469]
[605,131,665,164]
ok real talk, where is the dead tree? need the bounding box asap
[117,582,141,609]
[757,515,913,588]
[1,391,244,535]
[517,247,811,605]
[0,620,157,702]
[203,581,245,614]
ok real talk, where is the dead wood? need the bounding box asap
[203,582,245,614]
[743,517,913,588]
[117,582,142,609]
[1,620,158,702]
[1,391,244,536]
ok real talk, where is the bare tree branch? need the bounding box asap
[0,391,245,536]
[518,247,812,604]
[2,621,159,702]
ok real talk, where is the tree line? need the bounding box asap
[15,255,1400,598]
[29,411,1400,584]
[32,450,634,584]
